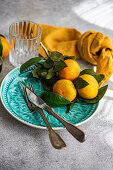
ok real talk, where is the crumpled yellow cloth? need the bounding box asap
[39,24,113,86]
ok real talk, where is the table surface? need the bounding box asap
[0,0,113,170]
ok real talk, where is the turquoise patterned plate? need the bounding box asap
[0,66,98,129]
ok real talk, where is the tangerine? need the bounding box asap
[58,59,80,81]
[0,36,9,59]
[78,74,99,99]
[53,79,77,101]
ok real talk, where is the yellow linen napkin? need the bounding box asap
[77,31,113,86]
[39,24,81,58]
[39,24,113,86]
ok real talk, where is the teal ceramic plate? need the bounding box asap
[0,66,98,129]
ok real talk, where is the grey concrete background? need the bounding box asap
[0,0,113,170]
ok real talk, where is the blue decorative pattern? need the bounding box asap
[1,66,98,128]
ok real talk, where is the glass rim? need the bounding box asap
[9,20,42,40]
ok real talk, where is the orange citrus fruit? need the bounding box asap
[58,59,80,81]
[53,79,77,101]
[0,36,9,59]
[77,74,99,99]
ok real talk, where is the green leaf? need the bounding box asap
[35,63,43,69]
[0,39,3,57]
[0,34,5,38]
[79,69,94,76]
[42,77,59,92]
[50,51,64,62]
[66,98,76,113]
[40,92,73,107]
[0,56,3,73]
[66,103,75,113]
[78,85,108,103]
[43,82,51,92]
[45,76,59,86]
[64,55,77,60]
[32,68,39,78]
[46,68,55,79]
[93,74,105,83]
[54,60,67,72]
[73,77,89,89]
[36,69,42,76]
[0,56,3,62]
[40,69,48,78]
[20,56,43,73]
[0,64,2,73]
[44,58,54,69]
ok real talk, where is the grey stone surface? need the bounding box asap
[0,0,113,170]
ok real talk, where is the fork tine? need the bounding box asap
[29,83,35,107]
[29,83,35,93]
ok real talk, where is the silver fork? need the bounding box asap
[23,82,86,143]
[24,84,66,149]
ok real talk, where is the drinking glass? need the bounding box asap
[9,20,42,67]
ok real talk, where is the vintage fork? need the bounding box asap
[23,82,86,143]
[24,83,66,149]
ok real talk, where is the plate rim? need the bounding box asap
[0,67,99,130]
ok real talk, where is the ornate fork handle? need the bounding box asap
[24,85,66,149]
[33,105,66,149]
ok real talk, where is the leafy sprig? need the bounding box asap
[20,42,76,91]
